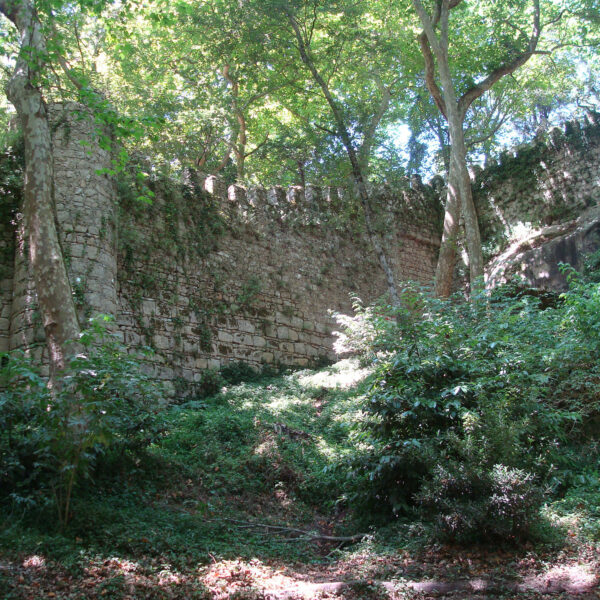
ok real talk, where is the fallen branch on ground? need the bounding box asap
[222,518,368,544]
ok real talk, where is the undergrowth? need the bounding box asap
[0,359,369,566]
[335,263,600,544]
[1,265,599,577]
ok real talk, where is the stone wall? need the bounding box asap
[7,104,118,370]
[0,106,442,389]
[114,170,442,387]
[473,113,600,255]
[4,107,600,383]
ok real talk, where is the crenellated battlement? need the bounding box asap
[7,105,598,388]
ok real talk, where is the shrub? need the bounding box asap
[195,368,226,398]
[416,463,542,543]
[220,361,259,385]
[338,276,600,542]
[0,318,165,526]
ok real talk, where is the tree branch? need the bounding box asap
[458,0,541,117]
[358,74,392,167]
[418,31,447,119]
[243,132,270,159]
[412,0,443,57]
[224,519,367,545]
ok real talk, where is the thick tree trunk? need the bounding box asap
[445,106,483,288]
[3,0,80,376]
[424,13,483,289]
[434,160,460,297]
[413,0,484,292]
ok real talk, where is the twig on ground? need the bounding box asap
[221,518,367,545]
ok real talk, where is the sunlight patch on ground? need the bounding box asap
[22,555,45,569]
[264,395,307,413]
[522,563,599,593]
[202,558,298,598]
[297,358,371,390]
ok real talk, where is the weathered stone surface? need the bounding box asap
[474,118,600,255]
[487,207,600,291]
[1,104,442,391]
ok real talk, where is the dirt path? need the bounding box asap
[3,541,598,599]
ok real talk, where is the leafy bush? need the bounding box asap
[220,360,259,385]
[339,275,600,542]
[0,318,165,526]
[416,463,543,542]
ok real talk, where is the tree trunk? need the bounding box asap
[445,106,483,288]
[3,0,80,377]
[434,160,460,297]
[413,0,484,292]
[432,41,484,289]
[235,114,247,181]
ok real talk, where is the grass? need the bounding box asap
[0,359,373,567]
[1,358,599,599]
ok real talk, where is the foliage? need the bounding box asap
[219,361,260,385]
[0,361,368,569]
[338,274,600,542]
[416,462,543,543]
[0,318,165,527]
[174,361,284,404]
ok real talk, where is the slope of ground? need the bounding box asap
[0,360,598,599]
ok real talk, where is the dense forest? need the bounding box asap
[1,1,600,598]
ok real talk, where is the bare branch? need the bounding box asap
[213,140,233,174]
[465,112,509,148]
[223,519,367,545]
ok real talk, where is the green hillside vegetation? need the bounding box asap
[1,264,599,598]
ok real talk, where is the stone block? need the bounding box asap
[279,342,294,353]
[218,330,234,343]
[228,184,247,204]
[204,175,227,200]
[238,319,255,333]
[253,335,267,348]
[261,352,274,363]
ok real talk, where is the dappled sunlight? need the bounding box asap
[22,554,46,569]
[6,543,599,599]
[297,358,372,390]
[202,558,297,597]
[522,563,599,594]
[6,552,204,598]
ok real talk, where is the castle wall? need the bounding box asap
[7,103,118,369]
[115,173,441,387]
[4,108,600,382]
[0,106,442,389]
[473,114,600,253]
